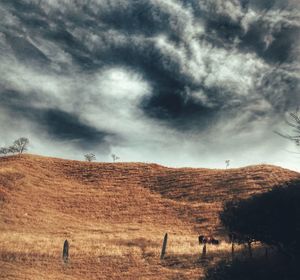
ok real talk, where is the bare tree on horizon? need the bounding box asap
[84,153,96,162]
[0,147,9,155]
[0,137,29,156]
[111,154,120,162]
[12,137,30,154]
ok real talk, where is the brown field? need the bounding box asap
[0,154,299,279]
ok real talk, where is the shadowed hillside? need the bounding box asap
[0,155,299,279]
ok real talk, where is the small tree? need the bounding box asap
[8,145,18,154]
[12,137,29,154]
[111,154,120,162]
[84,153,96,162]
[0,147,9,155]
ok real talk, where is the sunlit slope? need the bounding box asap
[0,155,299,280]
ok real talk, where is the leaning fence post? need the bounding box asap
[63,239,69,263]
[160,233,168,260]
[229,233,235,261]
[201,243,207,259]
[247,241,252,258]
[231,241,235,260]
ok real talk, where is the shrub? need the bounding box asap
[220,180,300,257]
[205,257,300,280]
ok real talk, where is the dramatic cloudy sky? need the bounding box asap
[0,0,299,170]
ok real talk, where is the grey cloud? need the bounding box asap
[256,68,300,112]
[0,89,113,152]
[0,0,299,168]
[4,33,50,66]
[245,0,299,11]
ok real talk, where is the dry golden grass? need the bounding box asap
[0,154,299,279]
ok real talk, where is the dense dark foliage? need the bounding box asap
[205,258,300,280]
[220,180,300,257]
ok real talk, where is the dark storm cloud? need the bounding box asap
[89,1,174,38]
[0,0,299,166]
[95,40,220,125]
[0,89,113,151]
[4,33,50,66]
[1,1,299,114]
[189,1,300,65]
[205,15,244,45]
[33,109,112,150]
[238,18,300,64]
[244,0,296,11]
[256,68,300,112]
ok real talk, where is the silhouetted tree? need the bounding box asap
[0,138,29,156]
[221,201,255,257]
[84,153,96,162]
[220,181,300,258]
[111,154,120,162]
[8,145,18,154]
[277,111,300,146]
[205,258,300,280]
[0,147,9,155]
[12,138,29,154]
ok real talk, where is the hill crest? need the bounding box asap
[0,154,299,279]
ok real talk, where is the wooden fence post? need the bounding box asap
[160,233,168,260]
[63,239,69,263]
[247,241,252,258]
[201,243,207,259]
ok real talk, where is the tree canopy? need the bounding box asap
[220,181,300,257]
[84,153,96,162]
[0,137,29,155]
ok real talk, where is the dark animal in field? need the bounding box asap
[199,235,220,245]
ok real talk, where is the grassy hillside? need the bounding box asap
[0,155,299,279]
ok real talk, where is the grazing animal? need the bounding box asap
[211,238,220,245]
[199,235,220,245]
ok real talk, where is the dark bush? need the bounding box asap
[205,257,300,280]
[220,180,300,257]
